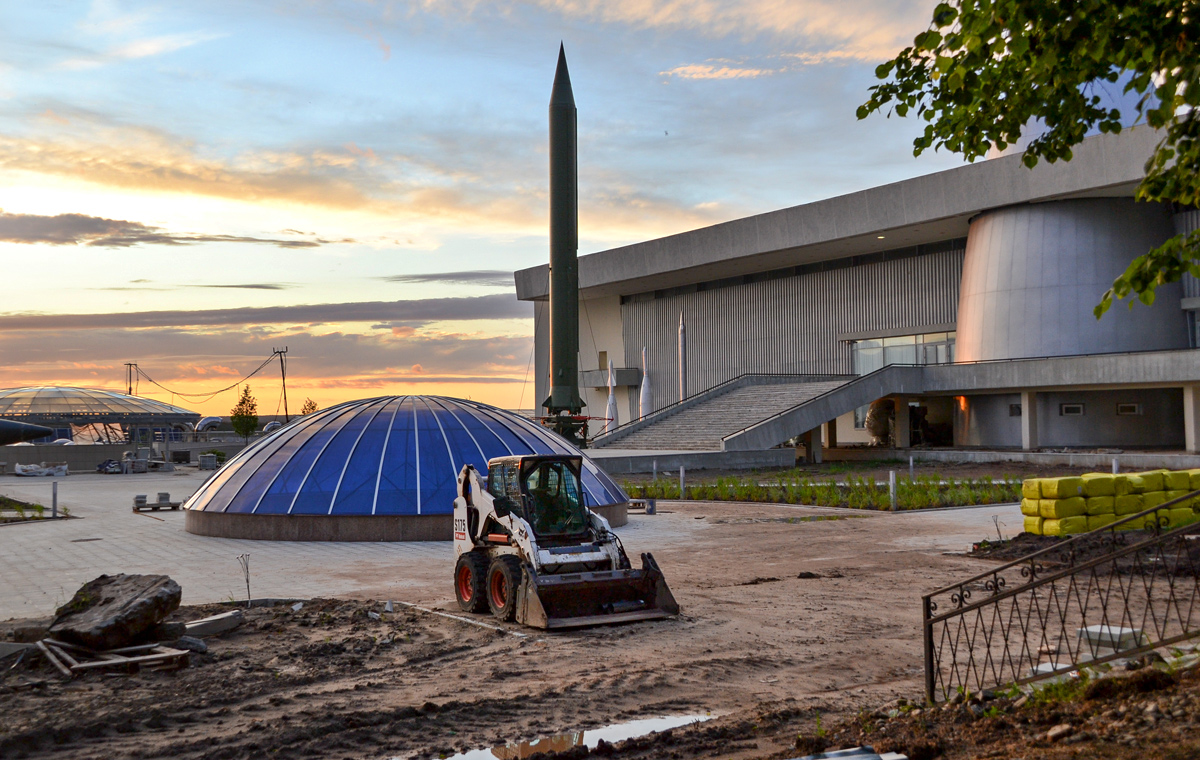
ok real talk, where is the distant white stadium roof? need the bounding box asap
[0,387,200,426]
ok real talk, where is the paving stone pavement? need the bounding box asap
[0,470,687,621]
[0,470,1020,622]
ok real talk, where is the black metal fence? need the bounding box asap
[923,491,1200,703]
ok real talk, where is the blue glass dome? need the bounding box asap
[184,396,628,516]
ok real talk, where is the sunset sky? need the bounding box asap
[0,0,965,416]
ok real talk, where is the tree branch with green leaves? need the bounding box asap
[857,0,1199,317]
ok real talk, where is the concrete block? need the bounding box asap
[184,609,245,637]
[1077,625,1146,651]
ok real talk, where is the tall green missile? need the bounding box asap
[543,44,586,445]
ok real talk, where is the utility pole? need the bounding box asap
[125,363,138,396]
[273,347,290,422]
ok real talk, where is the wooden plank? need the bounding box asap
[43,639,92,654]
[70,647,188,672]
[36,641,73,678]
[103,643,165,655]
[48,644,80,669]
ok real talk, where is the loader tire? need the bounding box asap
[486,555,523,622]
[454,551,490,614]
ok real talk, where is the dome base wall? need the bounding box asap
[185,503,628,541]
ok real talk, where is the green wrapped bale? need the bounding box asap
[1114,515,1146,531]
[1085,496,1115,515]
[1113,475,1134,496]
[1188,469,1200,491]
[1042,477,1085,499]
[1130,471,1165,493]
[1039,497,1087,519]
[1021,479,1042,500]
[1021,498,1041,516]
[1168,508,1196,528]
[1087,514,1117,531]
[1166,490,1191,506]
[1023,515,1044,535]
[1164,471,1191,491]
[1043,516,1088,536]
[1143,491,1168,510]
[1114,494,1144,515]
[1081,473,1115,497]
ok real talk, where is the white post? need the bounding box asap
[909,455,914,481]
[652,460,657,480]
[1112,457,1119,475]
[889,470,897,512]
[1021,390,1039,451]
[52,481,58,519]
[1185,384,1200,453]
[679,466,686,500]
[678,312,687,402]
[639,347,651,421]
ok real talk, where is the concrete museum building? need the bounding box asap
[515,128,1200,463]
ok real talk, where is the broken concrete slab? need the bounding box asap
[0,642,31,658]
[184,609,245,637]
[48,574,182,651]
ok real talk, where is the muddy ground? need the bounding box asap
[1,499,1180,760]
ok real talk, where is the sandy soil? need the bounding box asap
[0,500,1061,760]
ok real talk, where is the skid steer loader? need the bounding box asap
[452,454,679,629]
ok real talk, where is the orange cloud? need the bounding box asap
[520,0,931,57]
[660,63,782,80]
[0,116,733,243]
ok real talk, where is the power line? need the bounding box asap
[134,354,278,404]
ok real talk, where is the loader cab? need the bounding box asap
[486,455,590,541]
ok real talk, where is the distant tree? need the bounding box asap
[858,0,1200,317]
[300,397,318,415]
[230,386,259,443]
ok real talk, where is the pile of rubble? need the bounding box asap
[3,573,244,681]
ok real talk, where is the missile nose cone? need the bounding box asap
[550,43,575,107]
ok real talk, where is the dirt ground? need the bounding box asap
[617,460,1108,486]
[0,499,1175,760]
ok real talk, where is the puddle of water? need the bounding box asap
[412,714,712,760]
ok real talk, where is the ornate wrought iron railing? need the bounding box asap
[923,490,1200,703]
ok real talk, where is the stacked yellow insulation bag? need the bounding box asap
[1021,470,1200,536]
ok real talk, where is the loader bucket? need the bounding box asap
[516,552,679,629]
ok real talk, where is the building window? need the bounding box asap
[1116,403,1141,416]
[1009,404,1022,417]
[854,405,868,429]
[851,331,956,375]
[1060,403,1085,416]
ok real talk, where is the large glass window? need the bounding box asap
[853,332,956,374]
[851,331,956,428]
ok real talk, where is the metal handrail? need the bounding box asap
[590,372,853,443]
[923,488,1200,703]
[925,489,1200,600]
[720,343,1200,443]
[719,363,917,442]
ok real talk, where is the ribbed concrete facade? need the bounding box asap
[621,247,963,415]
[956,199,1187,361]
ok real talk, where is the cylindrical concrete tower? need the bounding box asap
[955,198,1187,361]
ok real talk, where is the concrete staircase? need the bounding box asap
[597,378,852,451]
